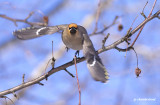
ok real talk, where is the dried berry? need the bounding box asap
[118,24,123,31]
[43,16,48,25]
[135,67,141,78]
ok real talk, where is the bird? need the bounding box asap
[13,23,109,83]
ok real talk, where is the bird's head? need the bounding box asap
[68,23,78,34]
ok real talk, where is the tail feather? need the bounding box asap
[86,54,109,83]
[82,33,109,83]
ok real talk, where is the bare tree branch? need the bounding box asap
[0,12,47,27]
[98,10,160,53]
[92,0,102,33]
[130,0,157,47]
[0,9,160,96]
[89,16,118,36]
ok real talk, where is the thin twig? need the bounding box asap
[0,96,15,105]
[44,41,55,75]
[22,74,25,84]
[12,91,17,98]
[51,41,56,68]
[64,68,75,78]
[102,33,110,49]
[93,0,101,33]
[132,48,139,68]
[74,56,81,105]
[44,58,52,74]
[98,10,160,54]
[140,1,148,19]
[130,0,157,47]
[130,15,139,30]
[37,82,44,86]
[115,46,133,52]
[24,11,34,21]
[0,12,47,27]
[89,16,118,36]
[124,14,138,46]
[115,46,139,68]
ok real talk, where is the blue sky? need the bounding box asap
[0,0,160,105]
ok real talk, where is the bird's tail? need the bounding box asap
[85,52,109,83]
[82,32,109,83]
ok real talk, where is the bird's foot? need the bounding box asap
[75,50,79,57]
[65,47,69,52]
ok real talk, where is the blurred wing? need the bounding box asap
[82,33,109,83]
[13,24,68,40]
[87,54,109,83]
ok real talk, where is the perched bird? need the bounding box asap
[13,23,109,83]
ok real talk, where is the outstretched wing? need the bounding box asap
[13,24,68,40]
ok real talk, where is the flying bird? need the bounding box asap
[13,23,109,83]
